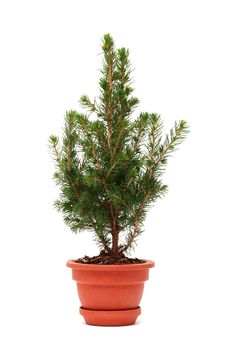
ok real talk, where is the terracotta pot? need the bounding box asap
[67,259,154,326]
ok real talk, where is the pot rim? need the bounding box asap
[66,259,154,271]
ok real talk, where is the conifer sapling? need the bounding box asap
[49,34,189,262]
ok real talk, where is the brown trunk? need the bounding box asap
[110,207,119,255]
[112,231,119,255]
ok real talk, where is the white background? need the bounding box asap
[0,0,228,349]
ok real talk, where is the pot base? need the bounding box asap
[80,306,141,326]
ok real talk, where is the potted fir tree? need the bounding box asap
[49,34,189,326]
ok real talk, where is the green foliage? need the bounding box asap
[49,34,189,255]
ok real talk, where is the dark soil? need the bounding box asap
[74,253,145,265]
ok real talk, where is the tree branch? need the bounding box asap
[120,190,151,253]
[80,117,101,169]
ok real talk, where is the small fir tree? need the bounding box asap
[49,34,189,258]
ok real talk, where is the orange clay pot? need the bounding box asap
[66,259,154,326]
